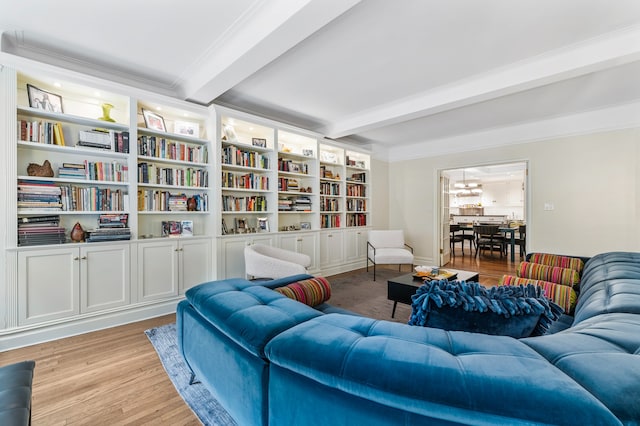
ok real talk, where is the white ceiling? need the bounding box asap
[2,0,640,160]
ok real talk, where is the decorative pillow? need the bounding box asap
[517,262,580,287]
[274,277,331,307]
[408,280,562,338]
[528,253,584,275]
[499,275,576,314]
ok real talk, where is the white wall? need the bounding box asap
[387,128,640,263]
[370,157,389,230]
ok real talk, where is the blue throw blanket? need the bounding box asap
[409,280,563,337]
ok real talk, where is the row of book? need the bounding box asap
[77,129,130,153]
[346,213,367,227]
[221,171,269,190]
[137,191,208,212]
[321,214,341,229]
[59,185,127,212]
[138,135,208,163]
[18,120,65,146]
[320,198,340,212]
[346,183,366,197]
[17,215,66,246]
[347,198,367,212]
[222,195,267,212]
[221,145,269,169]
[138,163,209,188]
[320,182,340,196]
[58,161,129,182]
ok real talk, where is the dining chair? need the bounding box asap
[474,225,506,257]
[515,225,526,257]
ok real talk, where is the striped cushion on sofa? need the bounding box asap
[528,253,585,274]
[274,277,332,307]
[500,275,577,314]
[517,261,580,287]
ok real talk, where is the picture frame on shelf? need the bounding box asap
[162,220,182,237]
[235,217,247,233]
[302,149,314,157]
[27,84,63,113]
[252,138,267,148]
[221,218,228,235]
[181,220,193,237]
[142,109,167,132]
[257,217,269,232]
[174,120,199,137]
[320,151,338,164]
[300,222,311,230]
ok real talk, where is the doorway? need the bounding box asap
[439,161,528,265]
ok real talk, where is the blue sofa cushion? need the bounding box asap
[522,312,640,424]
[573,251,640,323]
[265,314,619,425]
[408,280,562,338]
[185,278,322,358]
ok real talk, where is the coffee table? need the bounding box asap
[387,269,480,318]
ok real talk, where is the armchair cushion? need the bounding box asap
[368,230,406,248]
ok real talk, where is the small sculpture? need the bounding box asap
[187,197,197,211]
[70,222,85,242]
[27,160,54,177]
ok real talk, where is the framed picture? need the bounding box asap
[320,151,338,164]
[181,220,193,237]
[235,217,247,233]
[302,149,314,157]
[300,222,311,230]
[221,218,228,235]
[27,84,63,113]
[162,220,182,237]
[174,120,200,137]
[142,109,166,132]
[289,163,301,173]
[252,138,267,148]
[257,217,269,232]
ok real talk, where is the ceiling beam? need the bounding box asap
[180,0,361,104]
[323,25,640,139]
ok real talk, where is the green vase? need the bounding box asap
[99,103,116,122]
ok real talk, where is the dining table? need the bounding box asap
[458,224,518,262]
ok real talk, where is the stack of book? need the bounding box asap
[168,194,188,211]
[17,215,66,246]
[85,214,131,242]
[17,180,62,211]
[292,196,311,211]
[58,162,86,179]
[278,197,293,211]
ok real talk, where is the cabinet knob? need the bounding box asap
[328,234,333,238]
[297,239,302,242]
[74,256,79,261]
[81,256,87,260]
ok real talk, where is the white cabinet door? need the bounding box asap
[345,228,368,264]
[18,247,80,325]
[137,240,179,302]
[219,235,276,279]
[320,230,344,269]
[179,238,212,293]
[279,232,318,272]
[81,243,131,313]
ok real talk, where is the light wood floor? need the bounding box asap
[0,249,519,425]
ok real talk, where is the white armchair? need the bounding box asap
[244,244,311,280]
[367,230,414,281]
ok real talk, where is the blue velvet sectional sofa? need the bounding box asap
[177,252,640,425]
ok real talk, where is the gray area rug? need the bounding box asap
[145,323,237,426]
[145,267,413,425]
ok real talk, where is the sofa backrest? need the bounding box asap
[573,251,640,324]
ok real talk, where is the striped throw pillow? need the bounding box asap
[500,275,577,314]
[274,277,331,307]
[528,253,584,274]
[517,262,580,287]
